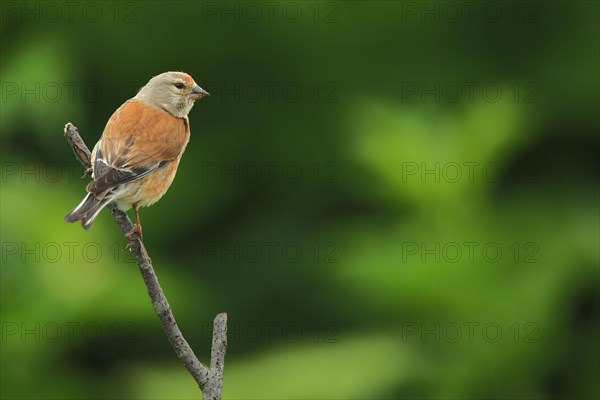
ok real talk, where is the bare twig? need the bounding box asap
[64,122,227,399]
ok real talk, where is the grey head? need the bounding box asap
[134,71,209,118]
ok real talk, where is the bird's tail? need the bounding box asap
[64,192,112,230]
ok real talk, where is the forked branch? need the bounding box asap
[64,122,227,399]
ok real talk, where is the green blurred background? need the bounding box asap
[1,1,598,399]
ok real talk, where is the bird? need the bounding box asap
[64,71,209,239]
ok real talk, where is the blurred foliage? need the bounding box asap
[1,1,599,399]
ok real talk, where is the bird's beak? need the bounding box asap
[191,84,210,99]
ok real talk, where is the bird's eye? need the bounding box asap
[174,83,184,89]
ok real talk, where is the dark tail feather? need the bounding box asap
[64,193,112,230]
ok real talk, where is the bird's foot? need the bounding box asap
[126,223,143,241]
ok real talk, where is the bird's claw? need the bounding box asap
[126,223,143,241]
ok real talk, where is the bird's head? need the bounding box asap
[134,71,209,118]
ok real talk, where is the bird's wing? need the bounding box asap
[88,99,189,194]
